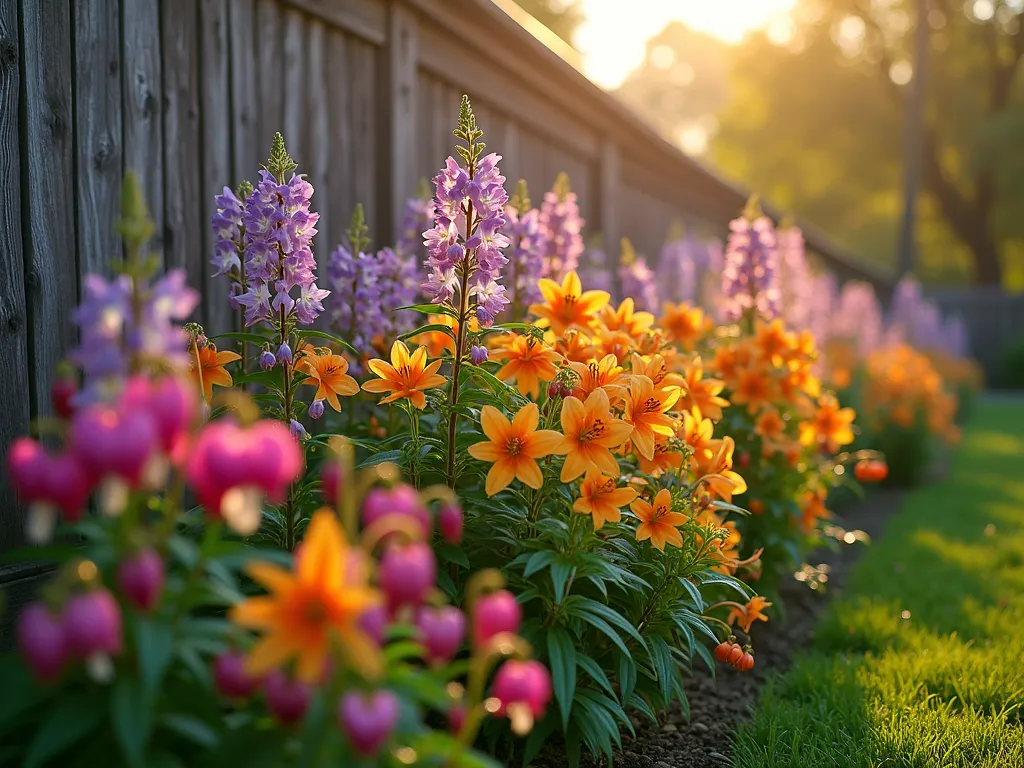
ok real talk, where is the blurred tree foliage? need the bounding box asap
[712,0,1024,288]
[512,0,585,48]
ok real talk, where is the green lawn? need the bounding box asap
[732,400,1024,768]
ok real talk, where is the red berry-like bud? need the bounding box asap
[472,590,522,647]
[17,602,67,683]
[437,502,464,544]
[492,659,552,718]
[448,704,466,734]
[63,589,123,659]
[264,670,311,725]
[416,605,466,665]
[547,380,561,399]
[213,650,262,699]
[51,376,77,420]
[337,690,400,756]
[727,643,744,666]
[714,641,733,663]
[737,451,750,469]
[321,460,342,506]
[378,543,436,610]
[117,548,165,613]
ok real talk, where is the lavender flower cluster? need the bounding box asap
[421,153,510,327]
[211,187,245,302]
[889,276,967,357]
[578,245,614,295]
[538,174,584,280]
[394,194,432,265]
[72,270,199,404]
[236,170,329,328]
[617,240,660,313]
[719,210,781,322]
[504,193,545,317]
[656,232,722,306]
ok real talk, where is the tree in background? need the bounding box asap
[513,0,585,48]
[713,0,1024,288]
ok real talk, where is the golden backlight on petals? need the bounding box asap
[362,340,447,410]
[467,404,563,496]
[299,352,359,412]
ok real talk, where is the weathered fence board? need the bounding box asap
[326,30,353,248]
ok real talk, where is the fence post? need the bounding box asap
[383,1,418,242]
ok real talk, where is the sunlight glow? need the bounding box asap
[577,0,799,89]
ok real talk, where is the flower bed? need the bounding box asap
[0,96,973,766]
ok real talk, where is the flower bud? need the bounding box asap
[308,399,325,420]
[472,589,521,647]
[289,419,309,441]
[470,345,488,365]
[213,650,261,699]
[321,460,342,506]
[260,349,277,370]
[51,375,77,420]
[17,602,67,683]
[737,451,750,469]
[264,669,311,725]
[491,659,552,718]
[361,484,430,538]
[63,588,123,660]
[416,605,466,665]
[120,375,198,456]
[338,690,399,756]
[276,342,293,365]
[448,704,466,734]
[547,380,561,399]
[378,543,436,610]
[437,502,464,544]
[117,548,164,613]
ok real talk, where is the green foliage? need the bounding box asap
[347,203,372,255]
[999,333,1024,389]
[733,402,1024,766]
[264,131,296,182]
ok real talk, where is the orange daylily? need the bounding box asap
[638,435,685,477]
[630,352,685,398]
[754,318,791,365]
[623,375,680,461]
[632,488,688,550]
[491,334,561,398]
[555,388,633,481]
[799,489,831,532]
[529,271,609,335]
[754,407,789,455]
[679,406,715,464]
[298,351,359,412]
[660,302,710,351]
[362,340,447,409]
[599,298,655,339]
[727,595,773,633]
[550,328,598,363]
[678,356,730,422]
[567,354,629,401]
[696,436,748,503]
[573,467,638,530]
[467,404,563,496]
[190,344,241,403]
[798,393,855,453]
[730,365,777,415]
[229,509,381,683]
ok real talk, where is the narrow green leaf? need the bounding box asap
[394,303,459,318]
[619,651,637,703]
[546,627,577,729]
[576,653,616,700]
[523,550,555,578]
[24,694,104,768]
[297,329,358,356]
[356,450,404,469]
[135,617,175,698]
[648,634,675,705]
[697,570,753,598]
[574,610,629,657]
[159,713,219,749]
[550,556,575,605]
[210,331,268,345]
[400,323,458,342]
[575,597,647,649]
[112,678,152,767]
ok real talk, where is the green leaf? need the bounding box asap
[523,550,555,578]
[697,570,753,598]
[573,609,629,657]
[394,302,459,318]
[574,597,647,650]
[437,542,470,569]
[576,653,616,700]
[135,617,174,697]
[210,331,268,345]
[550,556,575,605]
[112,677,152,767]
[297,693,329,768]
[648,634,676,704]
[356,450,404,469]
[384,641,425,663]
[24,694,104,768]
[0,658,47,728]
[546,626,577,729]
[693,639,717,676]
[297,329,358,356]
[159,713,219,749]
[619,651,637,703]
[400,323,458,342]
[710,499,751,516]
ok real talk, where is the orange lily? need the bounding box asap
[229,509,381,683]
[754,318,792,365]
[623,375,680,461]
[799,489,831,532]
[298,351,359,412]
[730,365,777,415]
[660,302,710,351]
[573,467,638,530]
[754,407,788,455]
[591,327,637,364]
[362,340,447,410]
[467,404,563,496]
[638,436,685,477]
[727,595,773,633]
[630,353,685,397]
[679,405,715,465]
[529,271,609,335]
[678,356,730,422]
[798,393,855,453]
[631,488,688,550]
[568,354,629,402]
[491,334,561,398]
[555,388,633,481]
[696,436,748,503]
[549,328,598,363]
[599,298,654,340]
[190,343,241,403]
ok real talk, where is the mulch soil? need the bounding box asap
[533,488,906,768]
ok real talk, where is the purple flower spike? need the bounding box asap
[719,204,781,323]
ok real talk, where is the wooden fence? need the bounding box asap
[930,289,1024,386]
[1,0,894,562]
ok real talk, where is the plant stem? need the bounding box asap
[446,263,471,489]
[280,306,297,551]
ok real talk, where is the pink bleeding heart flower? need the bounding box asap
[264,669,311,725]
[437,501,463,544]
[337,689,400,756]
[8,437,53,504]
[472,589,522,647]
[491,659,552,718]
[320,460,342,506]
[117,548,164,613]
[416,605,466,665]
[361,484,430,539]
[120,375,198,459]
[358,603,390,646]
[213,650,262,699]
[68,405,158,487]
[62,588,123,660]
[8,439,92,540]
[378,543,436,611]
[17,602,67,683]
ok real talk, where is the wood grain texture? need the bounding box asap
[326,30,353,245]
[349,39,377,241]
[281,0,386,45]
[305,20,331,253]
[161,0,204,297]
[255,0,283,160]
[228,0,259,182]
[384,3,417,241]
[73,0,122,276]
[282,8,306,163]
[122,0,164,261]
[200,0,235,335]
[20,0,77,424]
[0,0,30,552]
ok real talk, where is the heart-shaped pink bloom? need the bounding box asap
[416,605,466,665]
[337,689,399,756]
[472,590,522,647]
[69,405,158,486]
[18,602,67,683]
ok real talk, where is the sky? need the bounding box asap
[576,0,799,89]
